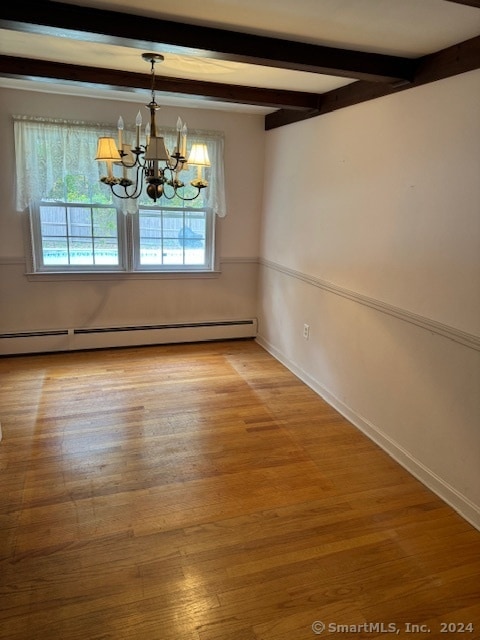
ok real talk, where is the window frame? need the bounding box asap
[132,203,215,273]
[30,200,127,273]
[29,200,217,276]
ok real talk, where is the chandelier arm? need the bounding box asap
[109,185,143,200]
[109,164,145,200]
[175,190,202,202]
[159,189,176,201]
[162,183,203,202]
[118,147,146,170]
[168,153,186,172]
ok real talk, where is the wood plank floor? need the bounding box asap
[1,339,479,640]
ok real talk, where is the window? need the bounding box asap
[31,202,124,270]
[14,116,225,274]
[135,206,212,269]
[31,198,213,272]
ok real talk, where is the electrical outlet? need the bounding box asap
[303,323,310,340]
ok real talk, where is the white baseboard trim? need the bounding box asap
[256,335,480,532]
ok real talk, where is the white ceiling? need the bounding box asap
[56,0,480,54]
[0,0,479,114]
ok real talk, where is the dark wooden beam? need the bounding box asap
[442,0,480,7]
[0,55,320,111]
[0,0,415,83]
[266,35,480,129]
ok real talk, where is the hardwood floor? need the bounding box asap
[1,339,479,640]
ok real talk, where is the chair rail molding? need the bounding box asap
[259,258,480,351]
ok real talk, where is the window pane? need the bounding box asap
[138,208,208,267]
[37,204,122,269]
[163,211,184,265]
[93,208,117,237]
[184,212,206,241]
[40,207,66,237]
[68,208,91,237]
[42,238,69,265]
[139,213,163,265]
[94,237,119,265]
[69,238,94,265]
[178,214,205,265]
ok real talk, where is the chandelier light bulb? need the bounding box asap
[135,111,142,147]
[117,116,124,151]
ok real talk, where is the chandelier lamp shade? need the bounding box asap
[95,53,211,203]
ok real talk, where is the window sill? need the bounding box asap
[25,269,221,282]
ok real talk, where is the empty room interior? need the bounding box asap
[0,1,480,638]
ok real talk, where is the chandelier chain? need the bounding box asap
[150,58,156,104]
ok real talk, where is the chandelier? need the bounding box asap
[95,53,211,203]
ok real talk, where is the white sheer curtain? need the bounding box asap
[13,115,227,217]
[159,127,226,218]
[14,116,114,211]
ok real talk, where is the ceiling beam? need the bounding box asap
[0,1,415,83]
[442,0,480,7]
[266,34,480,129]
[0,55,320,111]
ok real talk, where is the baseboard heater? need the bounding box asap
[0,319,257,355]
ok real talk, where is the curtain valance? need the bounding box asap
[14,115,226,217]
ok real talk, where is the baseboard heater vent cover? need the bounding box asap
[0,319,257,355]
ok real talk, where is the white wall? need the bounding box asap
[258,70,480,528]
[0,88,265,338]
